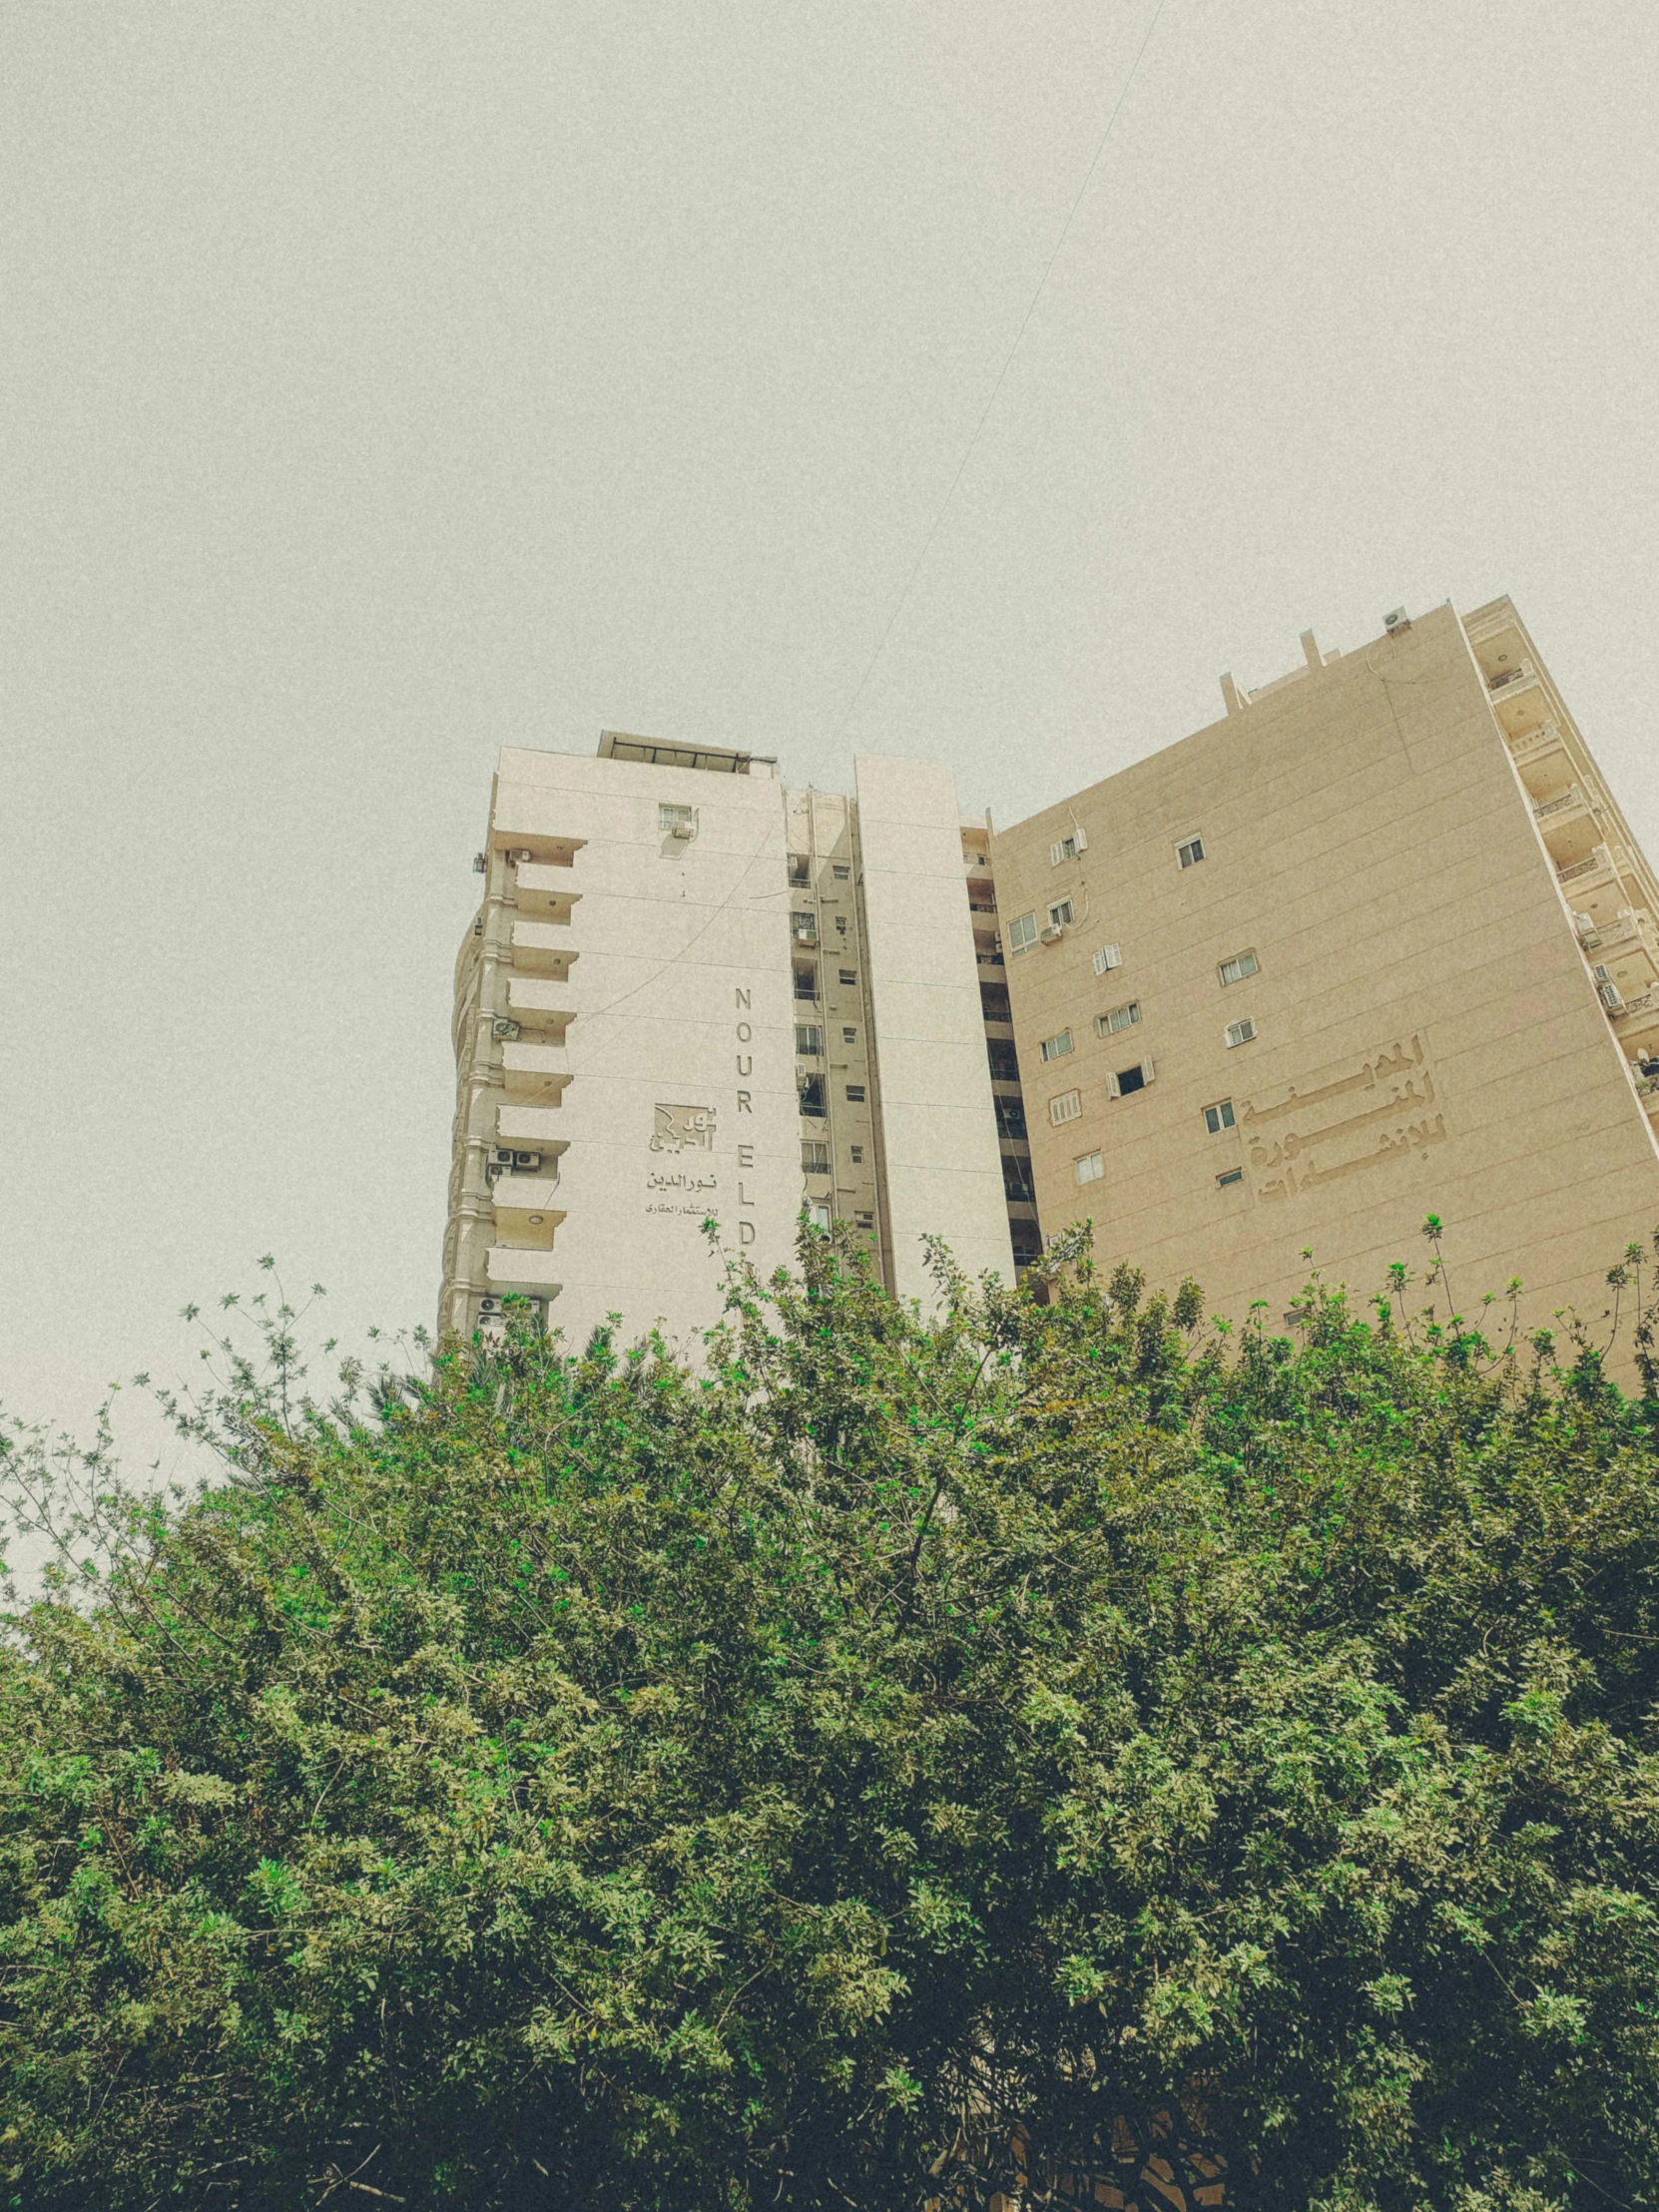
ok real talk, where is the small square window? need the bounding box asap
[1050,834,1078,865]
[1095,1001,1140,1037]
[854,1210,874,1228]
[796,1024,824,1056]
[849,1144,864,1163]
[832,863,850,879]
[1048,1089,1083,1126]
[1217,1168,1245,1189]
[802,1140,830,1175]
[1177,835,1206,869]
[838,967,856,985]
[1204,1099,1237,1134]
[1039,1028,1074,1062]
[1007,911,1039,956]
[660,803,696,836]
[841,1026,856,1043]
[1049,899,1074,929]
[1218,949,1259,988]
[1225,1018,1257,1048]
[1092,943,1122,975]
[845,1084,865,1102]
[1075,1150,1104,1184]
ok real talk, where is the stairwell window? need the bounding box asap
[1218,949,1259,987]
[845,1084,866,1102]
[1204,1099,1237,1134]
[1039,1029,1074,1063]
[1092,943,1123,975]
[1007,911,1039,956]
[832,863,850,879]
[1049,1089,1083,1127]
[1177,834,1206,869]
[838,967,856,984]
[1217,1168,1245,1188]
[1075,1150,1104,1184]
[1096,1001,1140,1037]
[1225,1019,1257,1048]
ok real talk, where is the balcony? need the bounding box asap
[496,1104,570,1159]
[1612,988,1659,1042]
[1509,720,1567,770]
[501,1041,572,1104]
[1487,659,1537,695]
[510,920,577,976]
[486,1245,564,1295]
[491,1177,565,1251]
[1533,785,1587,824]
[506,975,578,1033]
[1558,844,1618,893]
[514,864,581,921]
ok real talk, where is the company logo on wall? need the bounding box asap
[651,1103,717,1155]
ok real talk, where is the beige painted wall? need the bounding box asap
[994,605,1659,1363]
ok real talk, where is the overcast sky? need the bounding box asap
[5,0,1657,1468]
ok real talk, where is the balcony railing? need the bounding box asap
[1533,786,1585,821]
[1613,988,1659,1024]
[1488,660,1537,693]
[1559,844,1615,887]
[1509,719,1565,763]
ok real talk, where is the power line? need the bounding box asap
[828,0,1167,746]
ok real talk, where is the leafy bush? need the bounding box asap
[2,1229,1658,2211]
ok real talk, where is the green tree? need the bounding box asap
[2,1229,1659,2211]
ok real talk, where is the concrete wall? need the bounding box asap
[993,605,1659,1364]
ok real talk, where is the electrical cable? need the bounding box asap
[827,0,1168,747]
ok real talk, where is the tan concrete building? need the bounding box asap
[992,598,1659,1351]
[440,737,1026,1349]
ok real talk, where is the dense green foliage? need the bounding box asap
[3,1231,1659,2211]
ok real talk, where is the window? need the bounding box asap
[1217,1168,1245,1189]
[786,853,810,884]
[1095,1001,1140,1037]
[1109,1059,1155,1098]
[802,1140,830,1175]
[1204,1099,1237,1134]
[796,1024,824,1055]
[1177,834,1206,869]
[838,967,856,985]
[987,1038,1021,1082]
[1218,949,1259,987]
[1003,1154,1036,1202]
[994,1093,1027,1139]
[792,910,818,945]
[1075,1150,1104,1185]
[981,983,1011,1021]
[1007,911,1039,956]
[810,1202,831,1231]
[841,1025,857,1043]
[1040,1029,1074,1062]
[835,914,847,935]
[832,863,850,879]
[799,1075,827,1116]
[854,1210,874,1229]
[845,1084,865,1102]
[794,966,818,1000]
[1049,1089,1083,1126]
[1050,834,1078,865]
[1092,943,1122,974]
[849,1144,864,1163]
[1048,899,1074,929]
[1225,1018,1257,1048]
[660,803,695,836]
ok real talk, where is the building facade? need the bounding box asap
[991,597,1659,1351]
[439,737,1023,1350]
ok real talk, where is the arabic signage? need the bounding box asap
[651,1102,717,1154]
[1241,1034,1449,1204]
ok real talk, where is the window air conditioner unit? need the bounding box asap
[671,824,695,839]
[1599,980,1624,1010]
[1039,922,1064,943]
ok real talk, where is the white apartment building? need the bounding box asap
[440,736,1025,1350]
